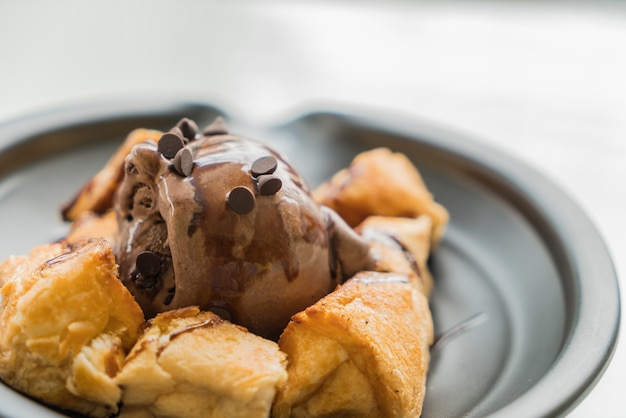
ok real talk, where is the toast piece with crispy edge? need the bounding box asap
[116,306,287,418]
[273,271,433,418]
[0,239,145,417]
[314,147,448,246]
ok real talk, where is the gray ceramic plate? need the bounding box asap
[0,100,619,418]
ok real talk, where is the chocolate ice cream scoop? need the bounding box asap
[115,118,371,340]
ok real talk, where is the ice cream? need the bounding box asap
[114,118,372,340]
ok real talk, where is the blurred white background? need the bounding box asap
[1,0,625,416]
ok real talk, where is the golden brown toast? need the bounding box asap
[273,271,433,418]
[314,148,448,246]
[0,239,144,417]
[115,306,288,418]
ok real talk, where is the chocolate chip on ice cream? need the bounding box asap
[226,186,256,215]
[202,116,229,136]
[257,174,282,196]
[135,250,161,278]
[175,117,199,142]
[173,147,194,177]
[158,132,185,159]
[251,156,278,177]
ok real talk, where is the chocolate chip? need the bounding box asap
[251,156,278,177]
[176,118,199,141]
[158,133,185,159]
[227,186,255,215]
[203,116,228,136]
[257,174,282,195]
[136,251,161,278]
[169,126,184,138]
[173,147,194,176]
[208,306,232,321]
[164,287,175,305]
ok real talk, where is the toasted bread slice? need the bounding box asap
[273,271,433,418]
[116,306,287,418]
[0,239,144,417]
[314,148,448,246]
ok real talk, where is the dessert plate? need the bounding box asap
[0,99,619,417]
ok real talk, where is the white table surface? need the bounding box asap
[0,1,624,416]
